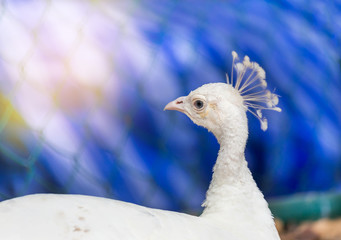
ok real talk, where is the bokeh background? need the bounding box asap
[0,0,340,215]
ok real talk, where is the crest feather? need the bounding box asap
[227,52,281,131]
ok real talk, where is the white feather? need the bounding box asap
[0,194,240,240]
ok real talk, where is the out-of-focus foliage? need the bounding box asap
[0,0,340,213]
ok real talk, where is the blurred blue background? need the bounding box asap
[0,0,340,214]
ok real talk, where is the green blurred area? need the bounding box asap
[269,192,341,223]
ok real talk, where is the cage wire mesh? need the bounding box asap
[0,0,340,213]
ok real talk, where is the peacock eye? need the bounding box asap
[193,99,205,110]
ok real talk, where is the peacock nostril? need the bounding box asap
[164,96,186,112]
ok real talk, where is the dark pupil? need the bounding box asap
[194,100,204,109]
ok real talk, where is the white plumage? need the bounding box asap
[0,52,281,240]
[0,194,240,240]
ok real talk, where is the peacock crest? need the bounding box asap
[226,51,281,131]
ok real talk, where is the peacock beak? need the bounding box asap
[164,96,186,113]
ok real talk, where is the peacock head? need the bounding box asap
[164,51,281,139]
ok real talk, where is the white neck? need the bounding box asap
[200,113,280,239]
